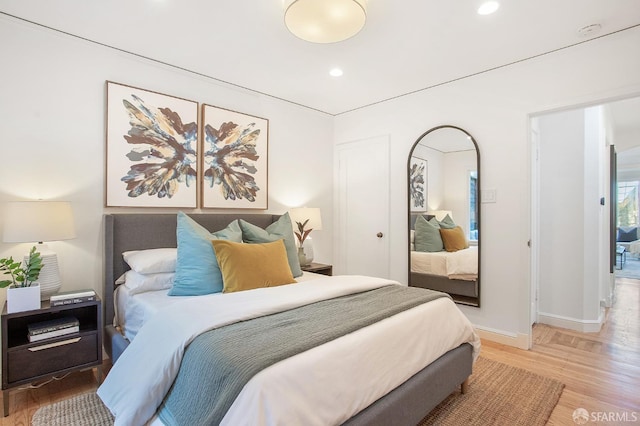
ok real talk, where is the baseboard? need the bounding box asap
[537,309,604,333]
[474,326,530,350]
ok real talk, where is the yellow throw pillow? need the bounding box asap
[211,239,296,293]
[439,226,469,252]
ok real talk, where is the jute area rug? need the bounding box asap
[32,357,563,426]
[419,357,564,425]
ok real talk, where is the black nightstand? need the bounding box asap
[301,262,333,276]
[1,297,103,416]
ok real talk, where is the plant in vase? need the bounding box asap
[294,220,312,266]
[0,246,43,312]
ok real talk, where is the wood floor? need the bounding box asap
[482,277,640,424]
[1,279,638,425]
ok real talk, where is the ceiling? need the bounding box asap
[1,0,639,115]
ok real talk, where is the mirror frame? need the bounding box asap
[407,125,481,307]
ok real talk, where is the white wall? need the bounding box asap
[536,107,608,331]
[0,16,334,307]
[335,26,640,346]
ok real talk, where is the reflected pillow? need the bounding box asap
[440,226,469,252]
[212,239,296,293]
[239,213,303,278]
[170,212,243,296]
[414,215,444,252]
[438,214,457,229]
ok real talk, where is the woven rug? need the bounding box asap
[32,357,563,426]
[419,357,564,425]
[31,392,113,426]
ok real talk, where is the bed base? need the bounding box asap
[103,213,474,424]
[345,343,473,426]
[410,272,479,306]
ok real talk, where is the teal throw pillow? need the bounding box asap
[438,214,456,229]
[239,213,303,278]
[170,212,243,296]
[414,215,444,252]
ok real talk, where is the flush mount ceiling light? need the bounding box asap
[284,0,367,44]
[477,1,500,15]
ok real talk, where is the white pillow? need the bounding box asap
[122,248,177,274]
[123,270,174,295]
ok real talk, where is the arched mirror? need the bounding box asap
[408,125,480,306]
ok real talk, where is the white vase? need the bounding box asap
[7,283,41,313]
[297,247,309,266]
[302,237,315,264]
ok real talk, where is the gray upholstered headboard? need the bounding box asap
[103,213,280,330]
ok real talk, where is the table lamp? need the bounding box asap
[3,201,76,300]
[289,207,323,265]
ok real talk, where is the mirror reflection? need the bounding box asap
[408,125,480,306]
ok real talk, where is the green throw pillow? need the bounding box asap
[438,214,457,229]
[239,212,303,278]
[414,215,444,252]
[170,212,243,296]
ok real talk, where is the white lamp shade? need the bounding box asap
[289,207,323,231]
[3,201,76,243]
[284,0,367,43]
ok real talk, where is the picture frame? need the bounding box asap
[105,81,199,208]
[201,104,269,209]
[409,156,427,212]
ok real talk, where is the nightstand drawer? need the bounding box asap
[6,333,99,384]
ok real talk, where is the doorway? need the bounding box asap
[529,95,640,334]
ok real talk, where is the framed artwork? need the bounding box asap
[201,104,268,209]
[409,156,427,212]
[106,81,198,207]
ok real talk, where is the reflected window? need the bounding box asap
[469,171,478,241]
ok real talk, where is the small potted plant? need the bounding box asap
[0,246,43,313]
[294,219,312,266]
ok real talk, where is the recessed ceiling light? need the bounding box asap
[477,1,499,15]
[577,23,602,37]
[329,68,344,77]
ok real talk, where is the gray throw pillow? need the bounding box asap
[414,215,444,252]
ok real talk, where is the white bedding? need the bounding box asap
[114,271,325,342]
[99,275,480,426]
[411,246,478,280]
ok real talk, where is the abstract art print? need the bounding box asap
[201,104,268,209]
[409,156,427,212]
[106,81,198,207]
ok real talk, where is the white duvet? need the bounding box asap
[98,275,480,426]
[411,246,478,280]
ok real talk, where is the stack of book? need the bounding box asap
[50,289,96,307]
[27,316,79,342]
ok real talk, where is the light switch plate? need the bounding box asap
[481,189,497,203]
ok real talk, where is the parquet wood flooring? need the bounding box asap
[0,279,638,425]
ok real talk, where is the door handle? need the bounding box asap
[377,232,384,238]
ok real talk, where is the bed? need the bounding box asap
[409,215,479,306]
[99,213,480,426]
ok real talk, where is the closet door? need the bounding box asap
[335,135,390,278]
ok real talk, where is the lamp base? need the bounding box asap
[25,245,62,300]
